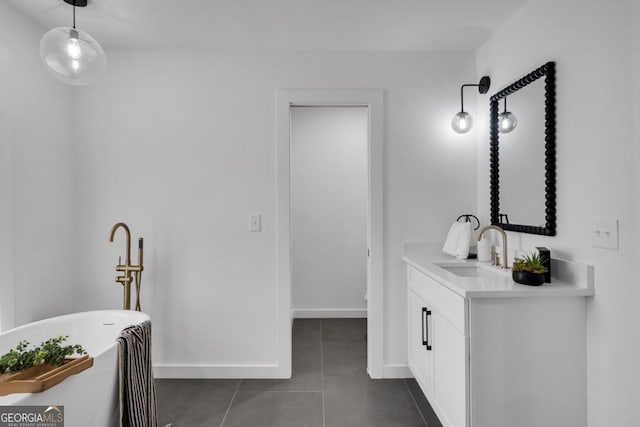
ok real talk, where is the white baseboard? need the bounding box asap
[292,308,367,318]
[155,363,411,379]
[382,364,412,378]
[154,363,410,379]
[153,364,288,379]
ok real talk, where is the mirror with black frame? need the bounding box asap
[489,61,556,236]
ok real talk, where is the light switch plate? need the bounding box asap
[592,218,618,250]
[250,213,261,232]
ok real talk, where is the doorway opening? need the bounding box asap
[290,106,368,320]
[277,90,383,378]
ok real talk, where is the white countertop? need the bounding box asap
[402,242,595,298]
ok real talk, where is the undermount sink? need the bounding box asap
[435,263,506,278]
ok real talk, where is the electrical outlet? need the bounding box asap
[250,213,261,232]
[592,219,618,250]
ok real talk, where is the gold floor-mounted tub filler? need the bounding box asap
[109,222,144,310]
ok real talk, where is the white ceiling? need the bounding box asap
[5,0,528,52]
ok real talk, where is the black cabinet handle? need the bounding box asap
[421,307,427,346]
[422,307,432,350]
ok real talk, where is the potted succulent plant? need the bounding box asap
[511,252,548,286]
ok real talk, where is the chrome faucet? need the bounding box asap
[109,222,144,310]
[478,225,508,269]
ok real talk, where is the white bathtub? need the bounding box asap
[0,310,150,427]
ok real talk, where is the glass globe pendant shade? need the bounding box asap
[451,111,473,134]
[498,111,518,133]
[40,27,106,86]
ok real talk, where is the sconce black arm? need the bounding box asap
[459,76,491,111]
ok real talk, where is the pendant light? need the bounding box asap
[451,76,491,134]
[39,0,106,86]
[498,97,517,133]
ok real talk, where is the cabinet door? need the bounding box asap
[432,310,467,427]
[408,289,434,399]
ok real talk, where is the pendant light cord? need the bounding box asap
[73,1,76,28]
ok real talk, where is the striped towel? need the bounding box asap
[117,320,158,427]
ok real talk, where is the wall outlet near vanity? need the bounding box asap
[592,218,618,250]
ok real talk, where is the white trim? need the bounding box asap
[366,91,384,379]
[154,364,281,379]
[382,364,413,378]
[292,308,367,318]
[276,93,293,379]
[277,89,385,379]
[0,63,14,333]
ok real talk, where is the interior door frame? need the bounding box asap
[0,63,14,332]
[276,89,384,378]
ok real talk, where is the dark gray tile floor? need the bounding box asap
[156,318,442,427]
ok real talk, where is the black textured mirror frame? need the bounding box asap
[489,61,556,236]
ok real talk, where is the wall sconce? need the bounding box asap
[498,97,517,133]
[451,76,491,134]
[39,0,106,86]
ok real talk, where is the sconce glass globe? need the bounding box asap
[40,27,106,86]
[498,111,518,133]
[451,112,473,134]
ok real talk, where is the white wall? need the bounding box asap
[291,107,368,317]
[72,50,478,376]
[0,3,75,330]
[632,5,640,426]
[476,0,640,424]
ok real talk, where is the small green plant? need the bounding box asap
[0,336,87,374]
[512,252,548,274]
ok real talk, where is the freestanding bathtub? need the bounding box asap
[0,310,150,427]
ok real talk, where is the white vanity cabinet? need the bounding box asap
[408,267,468,427]
[405,246,593,427]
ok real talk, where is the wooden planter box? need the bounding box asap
[0,355,93,396]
